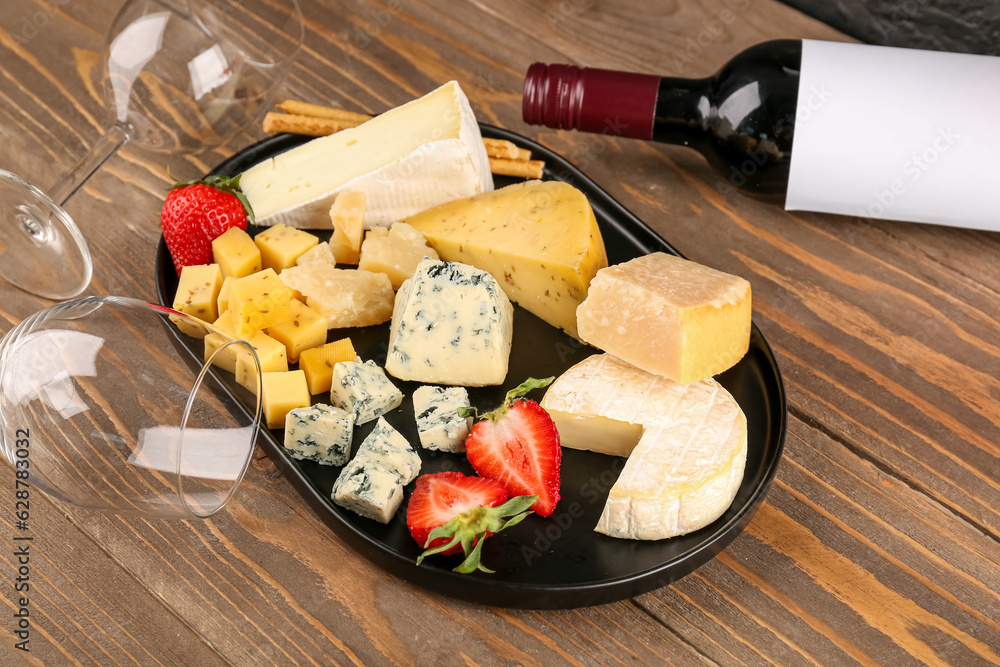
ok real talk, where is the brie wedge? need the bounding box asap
[542,354,747,540]
[240,81,493,229]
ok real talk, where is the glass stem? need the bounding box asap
[48,121,133,206]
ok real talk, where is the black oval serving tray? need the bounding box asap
[155,125,787,609]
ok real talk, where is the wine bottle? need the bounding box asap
[523,40,1000,232]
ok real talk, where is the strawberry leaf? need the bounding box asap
[464,377,554,423]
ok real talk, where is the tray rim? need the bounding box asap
[154,125,787,609]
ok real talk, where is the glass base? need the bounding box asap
[0,170,92,300]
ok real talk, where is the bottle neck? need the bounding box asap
[651,77,712,147]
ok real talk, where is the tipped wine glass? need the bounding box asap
[0,0,304,300]
[0,297,262,518]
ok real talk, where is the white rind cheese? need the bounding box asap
[542,354,747,540]
[412,385,472,452]
[283,404,354,466]
[329,360,403,425]
[240,82,493,229]
[385,258,513,386]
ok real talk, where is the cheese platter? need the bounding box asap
[155,124,786,609]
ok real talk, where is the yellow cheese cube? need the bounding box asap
[173,264,224,324]
[358,222,439,289]
[212,227,262,278]
[299,338,356,394]
[576,253,752,384]
[329,191,365,264]
[260,370,310,429]
[234,331,289,392]
[266,299,328,363]
[254,224,319,272]
[405,180,608,340]
[212,310,238,336]
[203,311,244,373]
[217,276,235,315]
[229,269,293,337]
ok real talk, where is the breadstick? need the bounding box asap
[276,100,373,124]
[262,112,361,136]
[489,158,544,179]
[482,138,520,159]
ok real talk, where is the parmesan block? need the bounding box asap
[278,262,394,328]
[240,81,492,229]
[577,253,751,384]
[405,180,607,339]
[328,192,365,264]
[541,354,747,540]
[357,222,439,289]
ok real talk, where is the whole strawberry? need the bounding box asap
[462,377,561,517]
[161,173,254,275]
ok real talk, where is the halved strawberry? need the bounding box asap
[407,472,536,574]
[462,377,561,517]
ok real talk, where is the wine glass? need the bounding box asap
[0,297,262,518]
[0,0,304,300]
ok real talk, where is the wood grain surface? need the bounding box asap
[1,0,998,665]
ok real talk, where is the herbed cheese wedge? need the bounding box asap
[577,252,751,384]
[542,354,747,540]
[385,257,513,386]
[404,180,607,339]
[173,263,224,326]
[240,81,493,229]
[279,262,394,328]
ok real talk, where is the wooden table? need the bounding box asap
[2,1,998,664]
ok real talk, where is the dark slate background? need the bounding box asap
[781,0,1000,54]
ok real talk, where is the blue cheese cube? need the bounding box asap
[331,458,404,524]
[385,258,513,386]
[283,404,354,466]
[329,360,403,425]
[355,417,421,484]
[412,385,472,452]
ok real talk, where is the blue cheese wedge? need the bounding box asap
[355,417,421,484]
[283,404,354,466]
[385,257,513,386]
[329,360,403,424]
[412,385,471,452]
[331,458,404,524]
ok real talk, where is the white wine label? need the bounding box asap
[786,39,1000,231]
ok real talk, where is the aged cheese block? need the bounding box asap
[576,253,751,384]
[542,354,747,540]
[240,81,492,229]
[404,180,607,339]
[278,262,394,329]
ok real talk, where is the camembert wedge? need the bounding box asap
[240,82,493,229]
[542,354,747,540]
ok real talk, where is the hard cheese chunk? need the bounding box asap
[296,241,336,267]
[328,191,365,264]
[385,258,513,386]
[229,269,293,337]
[212,227,261,278]
[173,264,224,325]
[254,224,319,272]
[240,81,493,229]
[357,222,439,289]
[542,354,747,540]
[279,262,393,328]
[283,404,354,466]
[332,458,404,524]
[354,417,421,484]
[329,360,403,425]
[405,180,607,339]
[577,253,751,384]
[412,385,472,452]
